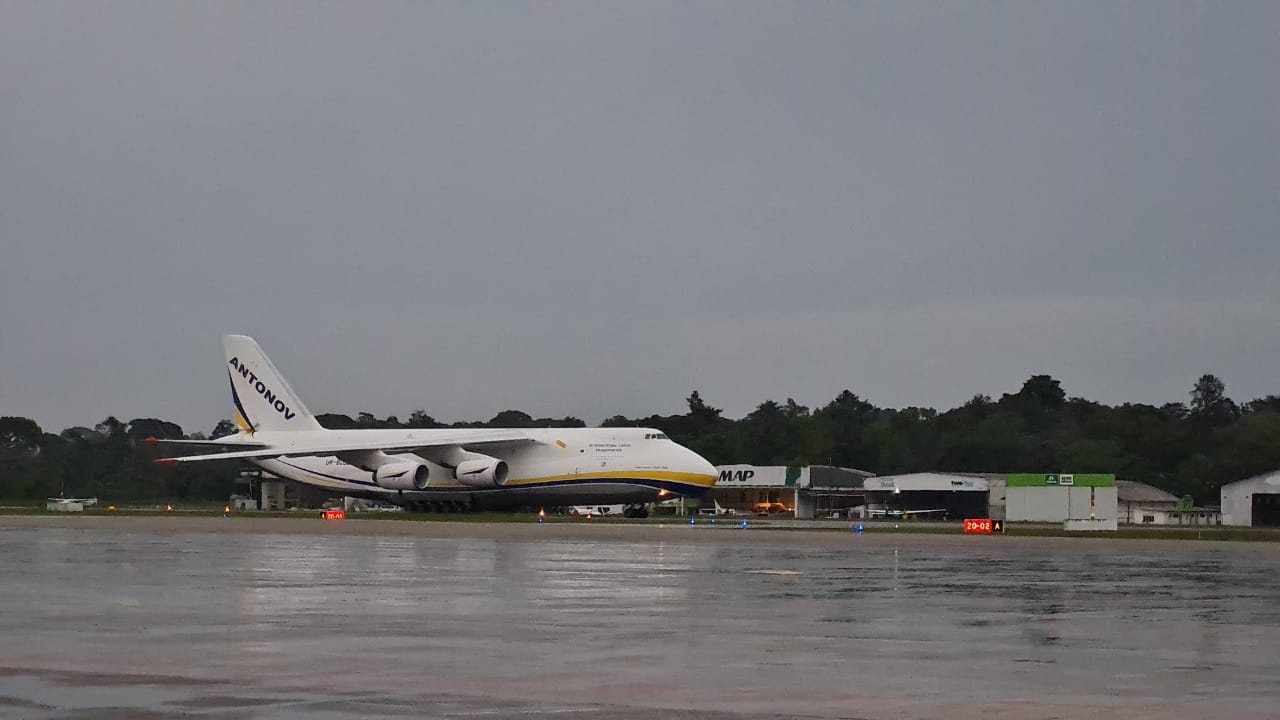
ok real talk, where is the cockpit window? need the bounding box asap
[644,433,668,440]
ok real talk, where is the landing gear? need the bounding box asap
[622,504,649,519]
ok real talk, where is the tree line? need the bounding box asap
[2,373,1277,504]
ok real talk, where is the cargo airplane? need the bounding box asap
[153,336,718,514]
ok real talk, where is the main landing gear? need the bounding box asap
[622,504,649,519]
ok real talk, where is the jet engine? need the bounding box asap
[373,461,431,491]
[454,457,509,489]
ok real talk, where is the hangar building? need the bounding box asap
[714,466,995,520]
[804,465,881,517]
[1221,471,1280,527]
[860,473,992,520]
[1005,474,1117,526]
[1116,480,1178,523]
[1115,481,1220,525]
[712,465,873,517]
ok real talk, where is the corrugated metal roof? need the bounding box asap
[1116,479,1178,504]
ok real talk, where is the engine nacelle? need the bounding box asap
[454,458,509,489]
[373,461,431,491]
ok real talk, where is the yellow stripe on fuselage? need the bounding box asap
[386,469,717,493]
[504,469,717,490]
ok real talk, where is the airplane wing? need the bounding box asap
[154,430,535,464]
[145,437,269,449]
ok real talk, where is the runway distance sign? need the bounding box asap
[963,518,1003,534]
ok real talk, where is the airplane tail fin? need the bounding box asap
[222,335,324,434]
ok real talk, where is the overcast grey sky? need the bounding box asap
[2,1,1278,435]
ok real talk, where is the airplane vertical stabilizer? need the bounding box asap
[222,335,324,434]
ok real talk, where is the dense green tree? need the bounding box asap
[1017,375,1067,407]
[126,418,184,440]
[316,413,358,429]
[408,410,445,428]
[686,390,723,430]
[94,416,125,437]
[1190,373,1239,422]
[0,417,46,497]
[1191,374,1226,412]
[1,416,43,453]
[1249,395,1280,414]
[210,419,237,438]
[487,410,536,427]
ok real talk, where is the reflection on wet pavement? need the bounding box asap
[1,523,1277,719]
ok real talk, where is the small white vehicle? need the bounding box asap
[569,504,625,517]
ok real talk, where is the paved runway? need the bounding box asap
[2,516,1278,719]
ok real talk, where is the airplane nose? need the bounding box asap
[699,456,718,482]
[687,449,718,484]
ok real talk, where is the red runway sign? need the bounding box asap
[963,518,1003,534]
[322,509,346,520]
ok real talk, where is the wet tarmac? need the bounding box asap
[1,516,1278,719]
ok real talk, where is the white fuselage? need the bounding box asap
[239,426,717,508]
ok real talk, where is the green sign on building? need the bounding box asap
[1007,473,1115,487]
